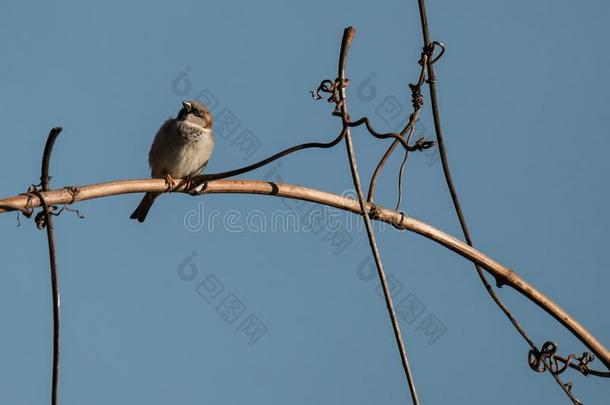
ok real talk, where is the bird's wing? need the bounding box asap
[148,119,175,176]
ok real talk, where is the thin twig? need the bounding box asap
[347,116,433,152]
[415,1,583,403]
[394,127,415,211]
[415,0,538,347]
[336,27,420,404]
[367,50,429,204]
[39,127,63,405]
[192,131,345,185]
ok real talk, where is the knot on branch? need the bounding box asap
[20,186,47,228]
[26,185,85,229]
[422,41,445,66]
[409,85,424,110]
[391,211,408,231]
[367,202,381,220]
[421,41,445,84]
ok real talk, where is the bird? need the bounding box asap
[130,100,215,222]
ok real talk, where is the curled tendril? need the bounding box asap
[311,73,435,155]
[413,136,435,151]
[311,77,350,115]
[528,341,597,377]
[558,351,597,377]
[310,79,336,101]
[528,342,588,405]
[529,341,558,373]
[426,41,445,65]
[53,187,85,219]
[311,78,348,103]
[576,352,595,375]
[25,185,85,229]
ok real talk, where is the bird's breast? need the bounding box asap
[151,123,214,179]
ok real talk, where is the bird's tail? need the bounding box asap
[130,192,160,223]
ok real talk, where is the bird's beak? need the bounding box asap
[182,101,192,112]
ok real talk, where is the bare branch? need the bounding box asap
[414,0,586,402]
[1,177,609,374]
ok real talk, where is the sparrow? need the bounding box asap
[130,100,215,222]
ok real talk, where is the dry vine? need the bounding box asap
[1,1,608,404]
[1,180,609,402]
[413,1,607,402]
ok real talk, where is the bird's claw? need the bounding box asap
[173,177,196,193]
[182,177,194,191]
[164,174,176,192]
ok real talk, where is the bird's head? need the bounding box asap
[178,100,213,129]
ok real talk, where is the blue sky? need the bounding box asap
[1,0,609,404]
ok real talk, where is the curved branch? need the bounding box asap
[1,178,609,371]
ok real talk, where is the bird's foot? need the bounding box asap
[186,177,197,191]
[164,174,177,192]
[176,177,195,192]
